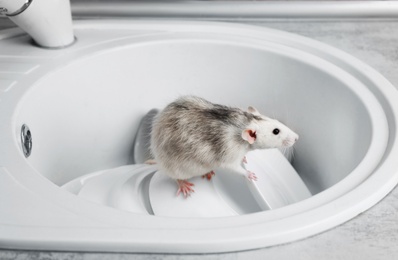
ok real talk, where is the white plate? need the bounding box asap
[149,148,311,217]
[62,165,157,214]
[244,149,312,210]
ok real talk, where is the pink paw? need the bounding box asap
[176,179,195,197]
[247,171,258,181]
[202,170,215,181]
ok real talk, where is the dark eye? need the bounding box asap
[273,128,280,135]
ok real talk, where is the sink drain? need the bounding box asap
[21,124,32,158]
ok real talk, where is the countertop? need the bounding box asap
[0,17,397,260]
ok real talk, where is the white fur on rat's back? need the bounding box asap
[150,96,298,180]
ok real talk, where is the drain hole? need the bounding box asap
[21,124,32,158]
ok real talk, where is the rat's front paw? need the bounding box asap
[247,171,258,181]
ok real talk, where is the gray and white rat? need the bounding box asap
[150,96,299,197]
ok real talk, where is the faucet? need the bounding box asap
[0,0,75,48]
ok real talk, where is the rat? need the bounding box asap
[150,96,299,197]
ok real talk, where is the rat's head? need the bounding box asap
[241,106,299,149]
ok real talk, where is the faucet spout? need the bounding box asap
[0,0,75,48]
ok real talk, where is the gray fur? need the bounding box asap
[150,96,298,181]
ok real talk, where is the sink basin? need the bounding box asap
[0,20,397,253]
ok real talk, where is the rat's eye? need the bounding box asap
[273,128,280,135]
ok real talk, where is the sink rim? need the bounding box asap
[0,20,397,253]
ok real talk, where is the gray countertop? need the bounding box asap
[1,17,397,260]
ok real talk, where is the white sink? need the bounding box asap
[0,20,397,253]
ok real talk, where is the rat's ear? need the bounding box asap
[242,129,257,144]
[247,106,260,116]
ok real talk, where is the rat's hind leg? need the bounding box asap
[201,170,215,181]
[176,179,195,197]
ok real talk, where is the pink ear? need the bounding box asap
[242,129,256,144]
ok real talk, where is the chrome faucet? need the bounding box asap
[0,0,74,48]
